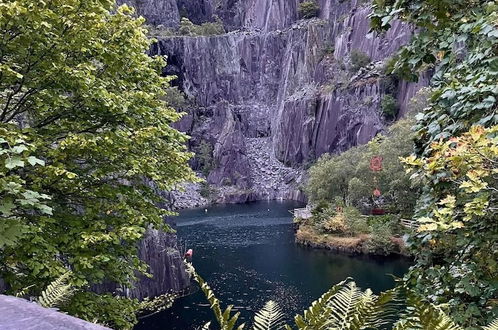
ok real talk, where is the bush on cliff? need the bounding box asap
[298,1,320,19]
[350,49,371,71]
[381,94,398,118]
[178,16,225,36]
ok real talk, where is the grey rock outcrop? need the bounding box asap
[92,229,190,301]
[0,295,109,329]
[129,229,190,300]
[117,0,180,27]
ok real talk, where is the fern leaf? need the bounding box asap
[483,318,498,330]
[37,272,74,308]
[393,290,463,330]
[291,278,351,329]
[187,262,244,330]
[327,281,364,328]
[351,288,400,329]
[253,300,285,330]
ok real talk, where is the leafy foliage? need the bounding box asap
[197,140,215,176]
[371,0,498,326]
[298,1,320,19]
[36,272,74,308]
[350,50,371,71]
[253,300,286,330]
[177,16,225,36]
[306,102,423,217]
[65,291,139,329]
[363,222,394,255]
[381,94,398,119]
[0,0,196,326]
[0,128,51,247]
[402,126,498,326]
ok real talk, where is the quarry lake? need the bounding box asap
[136,201,411,330]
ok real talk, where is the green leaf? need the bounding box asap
[5,157,24,169]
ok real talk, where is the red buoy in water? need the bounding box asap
[185,249,193,258]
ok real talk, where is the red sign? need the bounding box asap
[370,156,383,172]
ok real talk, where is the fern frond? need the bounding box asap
[483,318,498,330]
[186,262,245,330]
[351,288,400,329]
[393,290,463,330]
[292,278,351,329]
[327,281,365,328]
[37,272,74,308]
[15,284,34,298]
[253,300,285,330]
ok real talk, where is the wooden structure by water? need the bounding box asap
[291,207,312,220]
[400,218,418,229]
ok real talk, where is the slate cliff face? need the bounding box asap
[140,0,427,205]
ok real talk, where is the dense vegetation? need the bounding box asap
[303,0,498,325]
[301,96,426,254]
[371,0,498,327]
[298,1,320,19]
[306,99,424,216]
[0,0,195,327]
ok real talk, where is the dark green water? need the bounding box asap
[136,201,411,330]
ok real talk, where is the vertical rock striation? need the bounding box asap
[143,0,426,205]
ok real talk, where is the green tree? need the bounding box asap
[298,1,320,19]
[306,100,422,217]
[380,94,398,119]
[0,0,196,327]
[372,0,498,326]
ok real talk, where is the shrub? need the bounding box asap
[344,207,370,235]
[321,43,335,58]
[199,182,214,198]
[178,17,195,36]
[323,213,348,234]
[65,292,139,330]
[197,16,225,36]
[298,1,320,19]
[381,94,398,118]
[178,16,225,36]
[350,49,371,71]
[196,140,214,176]
[364,222,394,255]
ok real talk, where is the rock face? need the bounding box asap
[117,0,180,27]
[140,0,426,206]
[105,0,428,304]
[0,295,109,329]
[92,229,190,300]
[130,229,190,300]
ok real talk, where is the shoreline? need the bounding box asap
[294,223,410,257]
